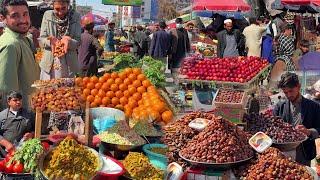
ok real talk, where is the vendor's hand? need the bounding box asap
[61,36,71,53]
[23,132,34,140]
[48,36,58,52]
[296,125,311,136]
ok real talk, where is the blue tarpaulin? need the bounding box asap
[299,52,320,71]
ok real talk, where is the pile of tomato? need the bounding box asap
[75,68,173,124]
[0,150,23,174]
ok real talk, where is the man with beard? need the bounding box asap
[216,19,245,58]
[0,0,40,109]
[274,72,320,166]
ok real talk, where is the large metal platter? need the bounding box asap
[272,136,308,152]
[38,146,103,180]
[179,151,253,170]
[100,141,145,151]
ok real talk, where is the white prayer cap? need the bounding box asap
[224,19,232,24]
[0,22,5,28]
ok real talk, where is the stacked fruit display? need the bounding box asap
[180,56,269,83]
[76,68,173,124]
[31,87,83,112]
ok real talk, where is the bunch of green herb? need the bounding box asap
[140,56,166,87]
[113,53,137,71]
[10,138,44,177]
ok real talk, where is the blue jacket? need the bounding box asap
[149,30,171,59]
[273,96,320,160]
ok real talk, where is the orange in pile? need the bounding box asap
[75,68,173,124]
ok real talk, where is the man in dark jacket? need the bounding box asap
[0,91,34,152]
[169,18,190,69]
[216,19,245,58]
[149,21,171,60]
[273,72,320,166]
[78,23,103,76]
[133,25,147,59]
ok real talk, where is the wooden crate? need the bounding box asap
[34,102,93,146]
[213,89,248,109]
[214,107,246,124]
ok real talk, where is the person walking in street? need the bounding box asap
[105,22,116,52]
[243,17,266,57]
[149,21,171,61]
[216,19,245,58]
[0,0,40,109]
[78,22,103,76]
[133,25,147,59]
[39,0,81,80]
[247,93,260,114]
[0,91,34,153]
[276,24,296,71]
[169,18,190,69]
[274,72,320,166]
[262,16,277,63]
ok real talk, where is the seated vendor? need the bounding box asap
[273,72,320,166]
[0,91,35,152]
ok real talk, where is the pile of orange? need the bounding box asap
[75,68,173,124]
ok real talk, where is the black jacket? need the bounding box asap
[273,96,320,160]
[216,29,246,58]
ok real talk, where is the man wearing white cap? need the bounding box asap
[0,22,5,36]
[243,17,266,57]
[216,19,245,58]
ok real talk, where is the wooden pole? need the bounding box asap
[84,101,93,147]
[35,110,42,138]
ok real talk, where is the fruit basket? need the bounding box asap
[213,89,248,109]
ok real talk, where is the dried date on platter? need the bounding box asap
[245,113,307,143]
[162,112,216,168]
[179,117,254,163]
[233,147,313,180]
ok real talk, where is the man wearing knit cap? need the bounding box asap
[216,19,245,58]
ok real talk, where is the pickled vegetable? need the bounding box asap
[123,152,163,180]
[44,136,99,180]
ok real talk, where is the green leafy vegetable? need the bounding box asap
[113,53,137,71]
[9,139,44,177]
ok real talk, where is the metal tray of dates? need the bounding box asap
[272,136,309,152]
[178,151,253,170]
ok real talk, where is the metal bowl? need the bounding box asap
[179,152,253,170]
[272,136,308,152]
[100,141,145,151]
[38,146,103,180]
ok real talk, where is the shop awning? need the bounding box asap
[192,0,251,12]
[272,0,320,12]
